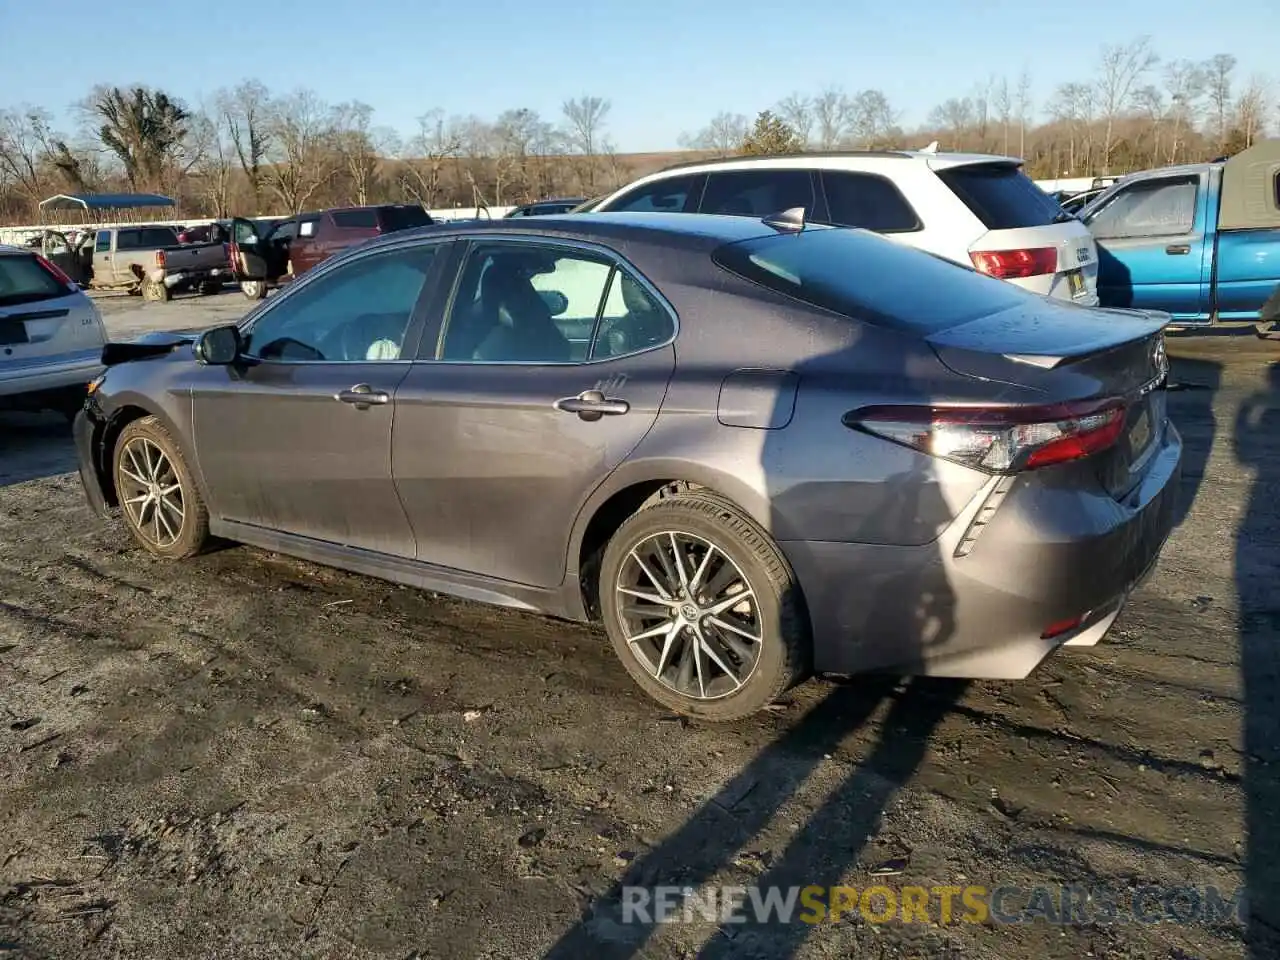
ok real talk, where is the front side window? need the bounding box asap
[700,169,815,218]
[1087,177,1198,239]
[242,245,437,362]
[605,174,700,213]
[95,231,111,253]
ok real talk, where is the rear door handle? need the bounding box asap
[335,383,390,408]
[1165,243,1191,255]
[554,389,630,421]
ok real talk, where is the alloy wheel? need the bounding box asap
[614,530,762,700]
[118,437,186,548]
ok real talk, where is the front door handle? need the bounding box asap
[554,389,630,422]
[1165,243,1191,255]
[335,383,390,409]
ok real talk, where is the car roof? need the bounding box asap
[652,149,1020,175]
[367,211,788,250]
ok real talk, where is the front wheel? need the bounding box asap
[240,279,266,300]
[598,494,810,720]
[113,416,210,559]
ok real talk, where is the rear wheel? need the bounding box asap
[113,417,209,559]
[598,494,810,720]
[240,279,266,300]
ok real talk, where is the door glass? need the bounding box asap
[440,243,614,362]
[1087,178,1198,239]
[592,272,674,359]
[242,245,437,362]
[95,231,111,253]
[700,169,815,218]
[820,172,920,232]
[605,174,699,212]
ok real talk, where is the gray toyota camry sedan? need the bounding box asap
[75,211,1181,720]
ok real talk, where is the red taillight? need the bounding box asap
[34,254,75,289]
[845,399,1127,473]
[155,249,167,269]
[1041,614,1085,640]
[970,247,1058,279]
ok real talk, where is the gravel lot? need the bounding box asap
[1,291,1277,959]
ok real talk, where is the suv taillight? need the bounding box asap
[844,398,1127,473]
[34,254,76,290]
[970,247,1058,279]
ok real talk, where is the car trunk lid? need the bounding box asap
[926,302,1171,499]
[0,253,103,362]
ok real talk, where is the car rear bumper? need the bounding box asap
[782,421,1182,679]
[0,349,102,398]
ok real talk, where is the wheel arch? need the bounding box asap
[96,398,199,508]
[569,461,775,619]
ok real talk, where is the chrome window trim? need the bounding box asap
[427,233,680,367]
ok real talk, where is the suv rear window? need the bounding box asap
[936,163,1064,229]
[0,253,67,307]
[379,206,434,232]
[711,226,1028,335]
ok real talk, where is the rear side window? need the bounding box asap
[700,170,815,218]
[936,164,1064,229]
[1086,177,1198,239]
[0,254,67,307]
[379,206,433,232]
[95,231,111,252]
[820,172,920,232]
[331,209,379,229]
[606,174,700,213]
[712,227,1029,335]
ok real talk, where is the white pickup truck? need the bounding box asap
[38,225,231,301]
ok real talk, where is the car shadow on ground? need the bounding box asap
[0,413,77,487]
[1233,358,1280,957]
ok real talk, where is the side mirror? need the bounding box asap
[194,325,242,365]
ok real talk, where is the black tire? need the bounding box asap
[113,416,210,560]
[240,279,267,300]
[598,493,810,720]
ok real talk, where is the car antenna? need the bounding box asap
[920,140,939,153]
[763,207,806,233]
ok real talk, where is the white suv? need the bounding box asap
[0,245,106,419]
[591,151,1100,305]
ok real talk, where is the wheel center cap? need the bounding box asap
[680,604,699,621]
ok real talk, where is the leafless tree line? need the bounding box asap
[0,38,1274,225]
[682,38,1275,178]
[0,83,627,224]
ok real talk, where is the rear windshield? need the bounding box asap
[331,209,379,229]
[711,227,1029,334]
[936,163,1065,229]
[0,253,67,307]
[379,206,433,232]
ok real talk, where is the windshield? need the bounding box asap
[712,227,1031,334]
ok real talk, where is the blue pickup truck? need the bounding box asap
[1079,139,1280,326]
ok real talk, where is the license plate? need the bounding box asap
[1066,270,1086,298]
[1129,404,1152,455]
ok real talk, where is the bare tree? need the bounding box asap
[88,85,192,192]
[1164,59,1206,163]
[0,108,57,209]
[263,90,336,212]
[678,111,748,156]
[1049,82,1095,173]
[928,98,975,150]
[1015,68,1033,158]
[1205,53,1236,150]
[812,88,849,149]
[775,93,814,147]
[218,81,273,211]
[190,105,233,217]
[1233,75,1272,150]
[992,77,1013,155]
[1095,37,1158,173]
[847,90,896,148]
[399,109,463,208]
[561,96,611,193]
[331,101,386,205]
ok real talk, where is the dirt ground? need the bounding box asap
[1,291,1278,959]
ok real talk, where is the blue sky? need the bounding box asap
[2,0,1276,152]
